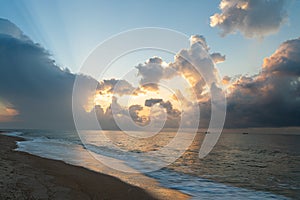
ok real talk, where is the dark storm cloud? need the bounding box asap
[210,0,289,38]
[0,19,96,129]
[0,18,29,41]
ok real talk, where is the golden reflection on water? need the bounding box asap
[79,130,300,199]
[103,130,177,152]
[70,140,190,200]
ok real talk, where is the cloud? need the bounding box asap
[190,35,209,51]
[157,37,300,128]
[0,18,29,41]
[0,101,19,122]
[225,37,300,127]
[128,104,147,124]
[210,53,226,64]
[145,99,181,118]
[136,57,177,91]
[127,35,225,128]
[145,98,163,107]
[94,97,163,130]
[145,99,181,128]
[262,37,300,76]
[210,0,289,38]
[159,100,181,119]
[97,78,141,96]
[136,35,224,101]
[222,75,231,85]
[1,19,298,130]
[136,57,165,91]
[0,19,96,129]
[93,97,129,130]
[171,35,221,101]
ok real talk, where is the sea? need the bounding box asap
[4,129,300,199]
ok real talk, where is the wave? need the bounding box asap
[4,130,291,199]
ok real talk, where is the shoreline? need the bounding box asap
[0,134,190,200]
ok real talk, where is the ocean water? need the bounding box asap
[4,130,300,199]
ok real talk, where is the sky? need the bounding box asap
[0,0,299,77]
[0,0,299,130]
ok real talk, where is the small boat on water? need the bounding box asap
[242,132,249,134]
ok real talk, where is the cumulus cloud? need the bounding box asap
[210,0,289,38]
[160,101,181,118]
[145,98,163,107]
[131,35,225,128]
[93,97,166,130]
[136,57,165,91]
[145,99,181,118]
[0,19,194,130]
[210,53,226,64]
[262,37,300,76]
[1,19,298,130]
[97,78,141,96]
[128,104,147,124]
[136,57,177,91]
[136,35,223,102]
[153,37,300,128]
[190,35,209,51]
[135,35,225,101]
[144,98,181,128]
[172,35,221,101]
[225,37,300,127]
[222,75,231,85]
[93,97,131,130]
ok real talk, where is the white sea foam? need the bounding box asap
[7,131,291,200]
[3,131,23,137]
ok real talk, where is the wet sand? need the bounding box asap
[0,134,158,200]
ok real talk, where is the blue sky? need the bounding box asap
[0,0,300,129]
[0,0,299,77]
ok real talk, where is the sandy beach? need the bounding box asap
[0,134,157,200]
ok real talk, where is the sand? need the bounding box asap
[0,134,158,200]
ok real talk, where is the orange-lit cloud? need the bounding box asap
[262,37,300,75]
[222,76,231,85]
[90,34,223,129]
[0,102,19,122]
[224,37,300,127]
